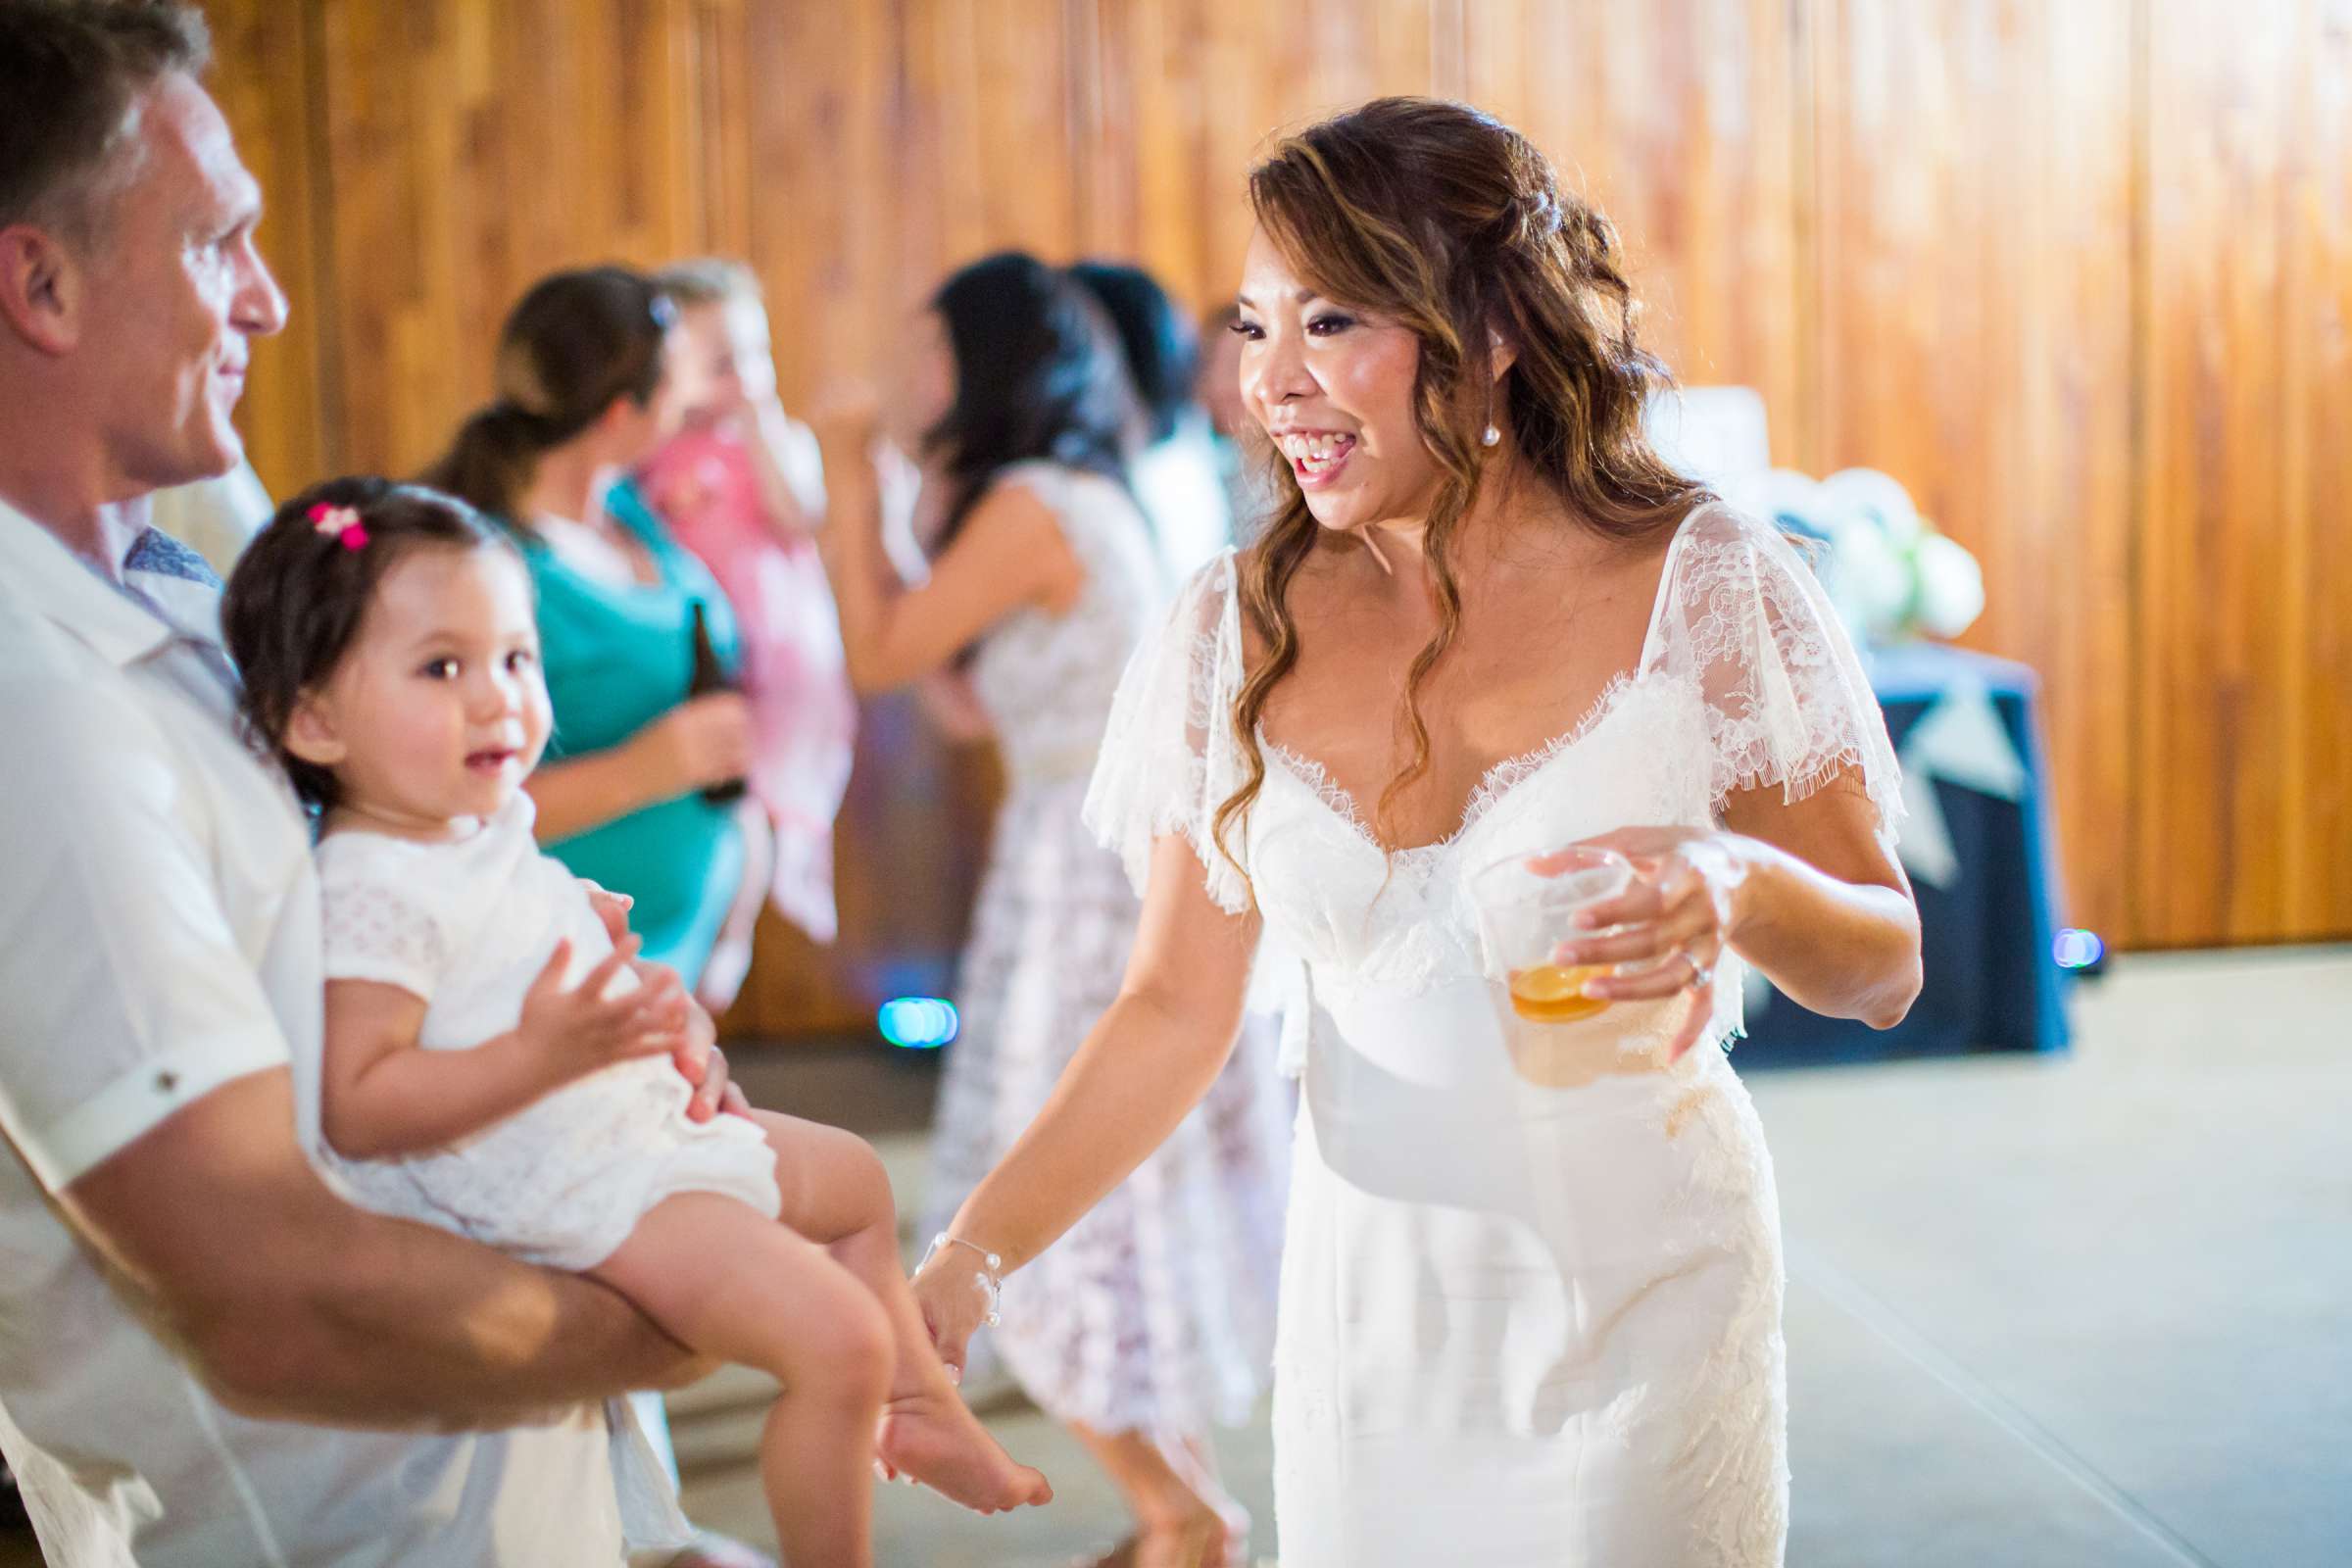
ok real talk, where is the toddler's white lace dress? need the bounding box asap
[306,791,782,1548]
[312,792,780,1264]
[1084,503,1904,1566]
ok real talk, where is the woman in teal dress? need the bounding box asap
[420,266,765,1568]
[523,475,747,979]
[422,266,755,987]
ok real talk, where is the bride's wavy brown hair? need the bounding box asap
[1212,96,1709,877]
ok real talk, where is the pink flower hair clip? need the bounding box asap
[308,503,369,551]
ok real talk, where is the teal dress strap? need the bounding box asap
[517,479,745,984]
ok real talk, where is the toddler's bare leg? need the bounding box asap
[744,1108,1053,1514]
[594,1193,892,1568]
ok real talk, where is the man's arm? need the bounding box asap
[64,1066,709,1429]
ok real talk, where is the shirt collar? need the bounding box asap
[0,496,224,667]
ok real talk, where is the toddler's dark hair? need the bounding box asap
[221,476,516,813]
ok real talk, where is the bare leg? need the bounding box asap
[593,1194,892,1568]
[740,1108,1053,1514]
[1069,1422,1247,1568]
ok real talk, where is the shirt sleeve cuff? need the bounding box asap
[24,1029,291,1190]
[320,956,438,1003]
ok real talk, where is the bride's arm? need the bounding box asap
[1710,778,1921,1026]
[911,831,1260,1370]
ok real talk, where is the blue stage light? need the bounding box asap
[877,996,959,1049]
[2052,928,2105,969]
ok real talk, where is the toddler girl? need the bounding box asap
[220,476,1049,1568]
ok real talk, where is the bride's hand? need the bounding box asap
[1531,826,1750,1061]
[908,1246,997,1386]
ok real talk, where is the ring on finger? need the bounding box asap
[1682,946,1714,991]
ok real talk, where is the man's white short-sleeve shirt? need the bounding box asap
[0,498,627,1566]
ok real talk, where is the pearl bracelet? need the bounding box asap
[920,1232,1003,1328]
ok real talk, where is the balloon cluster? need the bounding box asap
[1725,466,1986,647]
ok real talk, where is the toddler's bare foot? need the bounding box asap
[875,1390,1053,1514]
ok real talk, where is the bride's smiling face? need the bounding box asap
[1236,228,1442,535]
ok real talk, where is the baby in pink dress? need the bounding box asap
[643,261,857,954]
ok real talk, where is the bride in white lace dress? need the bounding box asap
[912,102,1923,1567]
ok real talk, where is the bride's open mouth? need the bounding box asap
[1276,430,1357,489]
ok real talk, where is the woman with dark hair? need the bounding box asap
[822,251,1290,1568]
[1069,260,1239,579]
[420,267,765,1566]
[913,102,1922,1566]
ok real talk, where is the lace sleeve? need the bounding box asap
[1661,506,1907,855]
[1082,553,1252,914]
[317,853,447,1001]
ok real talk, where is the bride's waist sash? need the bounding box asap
[1278,959,1717,1102]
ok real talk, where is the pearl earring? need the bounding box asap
[1481,422,1501,448]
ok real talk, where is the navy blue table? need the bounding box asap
[1738,642,2072,1066]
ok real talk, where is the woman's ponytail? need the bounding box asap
[417,402,555,521]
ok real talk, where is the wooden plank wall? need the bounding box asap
[1805,0,2140,938]
[2134,0,2352,947]
[202,0,2350,1030]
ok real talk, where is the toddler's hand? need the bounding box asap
[516,936,683,1082]
[578,880,634,946]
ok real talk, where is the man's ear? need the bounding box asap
[282,690,348,769]
[0,224,84,358]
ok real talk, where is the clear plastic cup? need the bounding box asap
[1470,846,1634,1023]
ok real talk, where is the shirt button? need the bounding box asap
[155,1070,179,1094]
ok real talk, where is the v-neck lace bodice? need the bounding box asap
[1257,667,1645,862]
[1085,502,1904,1018]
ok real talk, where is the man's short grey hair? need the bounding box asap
[0,0,213,242]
